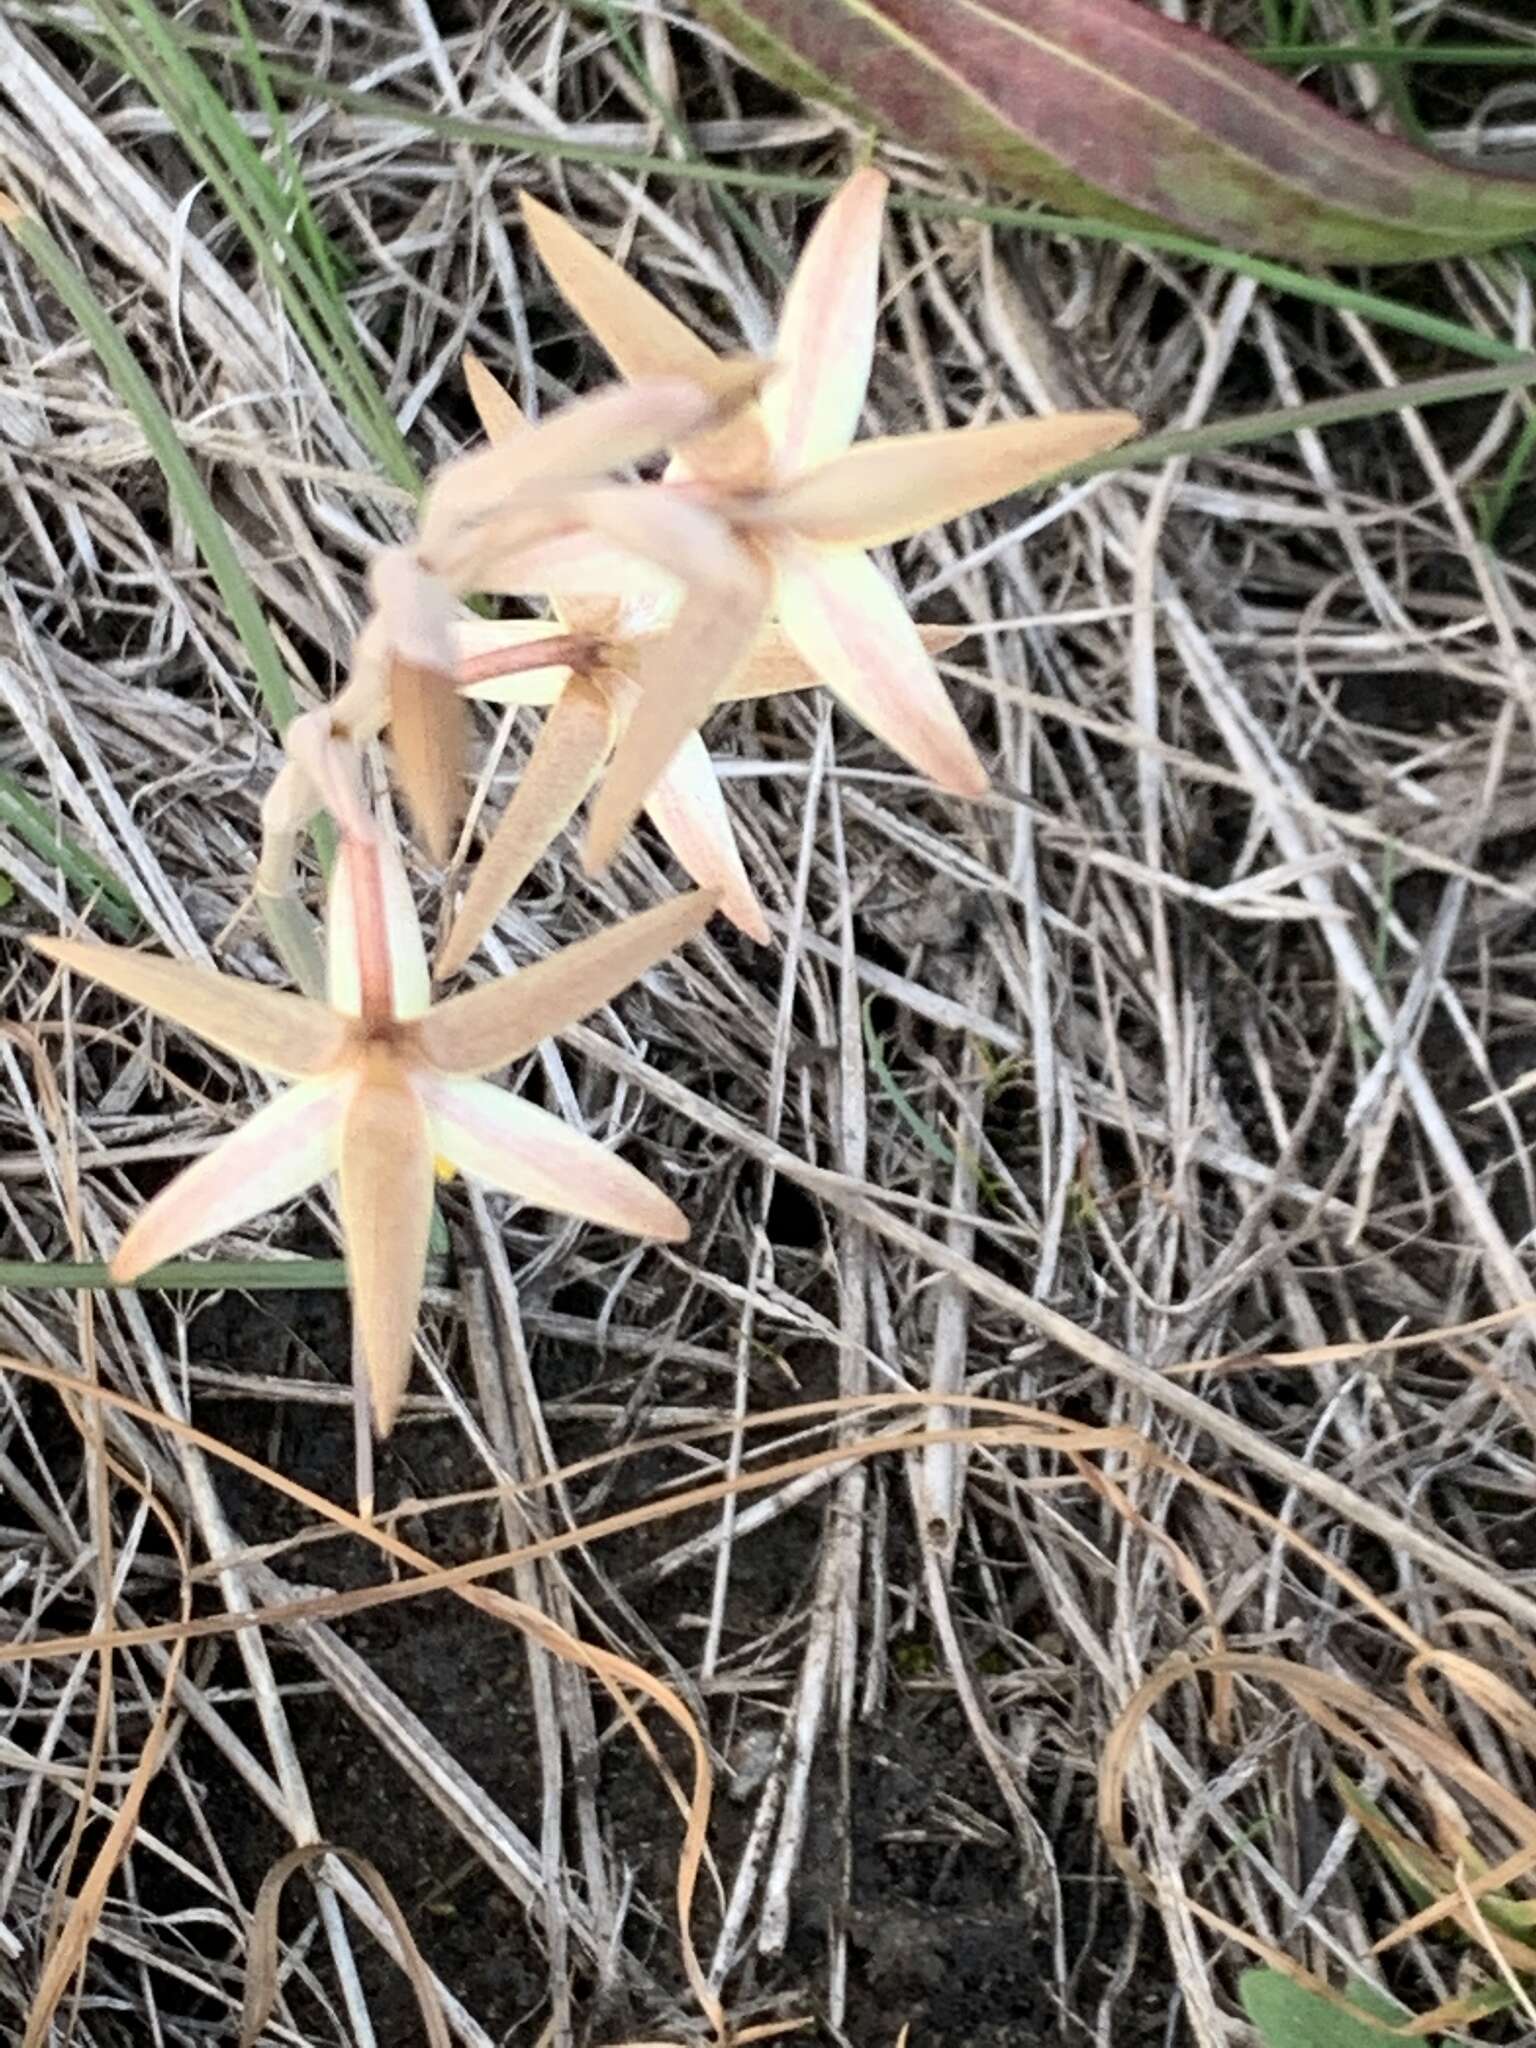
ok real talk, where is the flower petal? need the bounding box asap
[577,492,771,870]
[519,193,770,489]
[389,655,467,867]
[774,542,988,796]
[436,675,616,980]
[455,621,575,708]
[421,1075,687,1242]
[418,890,716,1078]
[771,411,1141,549]
[716,619,969,702]
[339,1063,435,1437]
[327,832,430,1022]
[111,1077,346,1280]
[422,369,766,576]
[462,347,528,442]
[639,725,770,945]
[31,937,346,1079]
[762,166,887,475]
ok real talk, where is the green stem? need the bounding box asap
[0,1258,351,1291]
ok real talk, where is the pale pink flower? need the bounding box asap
[34,825,713,1434]
[507,171,1139,869]
[360,361,768,864]
[435,352,967,969]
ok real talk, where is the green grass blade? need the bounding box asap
[0,194,336,938]
[1255,43,1535,66]
[1477,407,1536,541]
[1064,353,1536,475]
[0,1257,350,1291]
[1,201,300,735]
[0,772,139,937]
[89,0,419,492]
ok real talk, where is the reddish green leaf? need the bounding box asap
[691,0,1536,263]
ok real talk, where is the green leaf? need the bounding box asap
[691,0,1536,263]
[1239,1970,1425,2048]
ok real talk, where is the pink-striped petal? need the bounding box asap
[111,1077,347,1281]
[436,676,616,980]
[326,832,430,1022]
[421,1074,688,1242]
[773,541,988,797]
[31,937,346,1080]
[719,618,969,700]
[637,720,770,945]
[762,166,887,476]
[339,1062,435,1437]
[577,491,771,869]
[771,411,1141,549]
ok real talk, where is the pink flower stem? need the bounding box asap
[454,632,598,687]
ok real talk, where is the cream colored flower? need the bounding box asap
[504,169,1138,868]
[434,354,967,969]
[35,826,713,1433]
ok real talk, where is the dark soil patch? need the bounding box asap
[125,1282,1176,2048]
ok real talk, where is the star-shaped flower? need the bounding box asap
[433,353,968,969]
[505,169,1139,868]
[34,827,713,1434]
[357,361,768,864]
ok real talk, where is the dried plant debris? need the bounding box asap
[4,6,1536,2048]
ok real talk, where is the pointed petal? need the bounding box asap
[422,1075,687,1241]
[773,412,1140,549]
[642,729,771,946]
[457,355,578,638]
[578,494,771,870]
[111,1078,346,1280]
[763,167,887,474]
[327,832,430,1022]
[774,543,988,796]
[462,348,527,443]
[720,618,970,699]
[31,937,346,1079]
[519,192,770,488]
[389,655,466,866]
[362,551,466,864]
[339,1064,434,1437]
[421,371,765,569]
[418,890,716,1078]
[459,662,574,708]
[436,676,616,980]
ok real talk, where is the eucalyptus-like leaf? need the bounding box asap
[692,0,1536,263]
